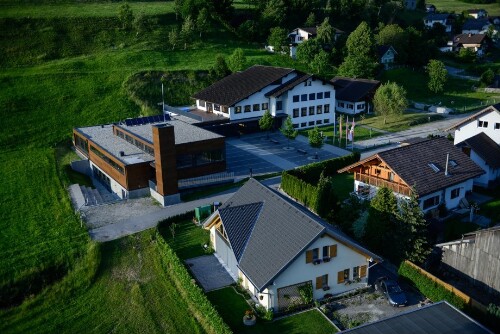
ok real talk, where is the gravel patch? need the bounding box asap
[82,197,163,229]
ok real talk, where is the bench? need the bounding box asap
[297,149,307,154]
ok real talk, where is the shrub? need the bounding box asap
[156,231,231,334]
[398,261,465,309]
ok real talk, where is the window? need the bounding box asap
[199,100,206,108]
[301,122,306,127]
[90,146,124,174]
[304,81,312,86]
[293,95,299,102]
[293,124,299,128]
[222,106,228,114]
[74,134,88,153]
[309,93,316,100]
[316,120,322,125]
[324,104,330,113]
[244,105,251,112]
[338,102,345,108]
[301,107,307,117]
[214,104,221,111]
[324,118,330,124]
[277,101,283,110]
[293,108,299,118]
[478,120,488,128]
[337,269,350,283]
[450,188,460,199]
[253,104,260,111]
[176,154,193,169]
[389,172,394,181]
[322,244,337,259]
[316,274,329,290]
[428,163,440,173]
[309,121,315,126]
[353,266,360,280]
[207,103,213,111]
[423,195,440,209]
[347,104,354,110]
[262,103,269,110]
[495,123,500,130]
[196,150,224,166]
[317,105,323,114]
[235,106,242,114]
[324,91,331,98]
[357,103,365,110]
[317,92,323,99]
[309,106,315,116]
[301,94,308,101]
[375,168,381,175]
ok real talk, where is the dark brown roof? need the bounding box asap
[265,73,311,98]
[298,27,317,35]
[192,65,295,106]
[331,77,380,102]
[462,133,500,168]
[339,137,485,197]
[446,104,500,131]
[454,33,487,46]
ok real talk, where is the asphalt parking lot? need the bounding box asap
[226,133,340,178]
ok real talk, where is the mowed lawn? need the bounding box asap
[432,0,500,16]
[0,232,204,334]
[207,287,337,334]
[159,218,211,260]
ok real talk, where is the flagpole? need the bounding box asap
[345,116,348,148]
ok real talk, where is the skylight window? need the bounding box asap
[449,160,458,167]
[428,163,440,173]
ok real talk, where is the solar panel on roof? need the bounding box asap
[130,118,138,126]
[137,118,144,125]
[147,116,155,123]
[153,115,161,122]
[125,119,133,126]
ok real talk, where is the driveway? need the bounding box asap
[185,255,235,291]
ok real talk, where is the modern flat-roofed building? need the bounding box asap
[73,115,226,205]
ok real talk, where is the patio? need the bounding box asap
[185,254,235,292]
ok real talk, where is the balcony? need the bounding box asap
[355,173,412,197]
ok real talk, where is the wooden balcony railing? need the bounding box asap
[355,173,412,197]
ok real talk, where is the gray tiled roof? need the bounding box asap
[462,133,500,168]
[340,137,485,197]
[331,77,380,102]
[217,179,381,292]
[425,13,453,21]
[462,18,490,31]
[265,73,311,98]
[342,301,492,334]
[192,65,295,106]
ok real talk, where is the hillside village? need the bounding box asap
[1,0,500,333]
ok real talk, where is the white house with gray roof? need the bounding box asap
[204,179,381,312]
[192,65,337,130]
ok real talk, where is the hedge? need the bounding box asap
[155,231,232,334]
[398,261,466,310]
[281,153,360,214]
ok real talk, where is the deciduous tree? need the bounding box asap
[181,15,195,49]
[364,187,398,254]
[118,3,134,31]
[317,18,334,45]
[373,82,408,124]
[196,7,210,38]
[209,54,230,80]
[310,50,331,74]
[427,59,447,93]
[168,28,179,50]
[308,126,324,153]
[280,116,298,147]
[376,24,408,64]
[268,27,289,54]
[338,21,378,78]
[304,12,316,27]
[296,39,322,64]
[259,109,274,139]
[228,48,247,72]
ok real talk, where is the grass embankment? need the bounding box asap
[207,287,338,334]
[432,0,500,16]
[0,232,206,334]
[381,68,500,112]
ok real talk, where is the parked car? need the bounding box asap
[374,277,407,307]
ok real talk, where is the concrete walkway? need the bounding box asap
[88,177,281,242]
[295,134,352,156]
[445,65,479,81]
[228,139,298,170]
[353,113,471,150]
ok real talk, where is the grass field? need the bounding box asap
[0,232,206,334]
[159,219,211,260]
[381,68,500,112]
[207,287,338,334]
[432,0,500,16]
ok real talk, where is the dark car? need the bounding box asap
[374,277,407,307]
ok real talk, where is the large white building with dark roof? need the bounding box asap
[192,65,337,130]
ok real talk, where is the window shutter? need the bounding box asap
[337,270,344,284]
[306,250,313,263]
[330,244,337,257]
[316,276,323,290]
[360,265,367,278]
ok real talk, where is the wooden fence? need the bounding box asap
[404,261,488,314]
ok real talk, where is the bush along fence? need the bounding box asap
[281,153,360,216]
[155,231,231,334]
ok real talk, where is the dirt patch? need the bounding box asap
[82,197,163,229]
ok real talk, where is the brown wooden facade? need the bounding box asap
[345,158,413,197]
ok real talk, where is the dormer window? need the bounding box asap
[428,163,440,173]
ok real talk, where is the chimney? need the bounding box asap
[468,33,472,37]
[119,151,125,157]
[445,153,450,176]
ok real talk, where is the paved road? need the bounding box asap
[353,113,471,150]
[88,177,281,242]
[445,66,479,81]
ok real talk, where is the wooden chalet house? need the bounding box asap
[339,137,484,213]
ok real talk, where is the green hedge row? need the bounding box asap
[398,261,466,309]
[290,152,360,185]
[155,231,231,334]
[282,171,320,211]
